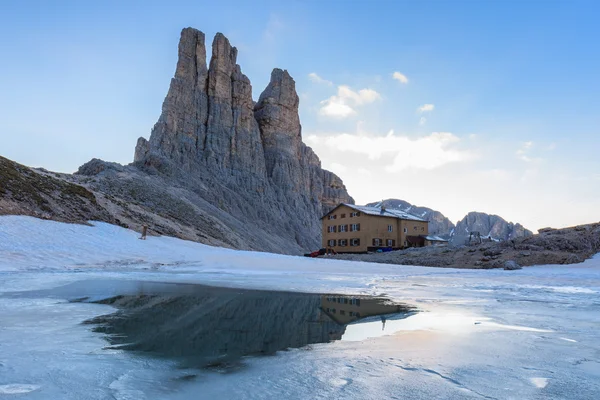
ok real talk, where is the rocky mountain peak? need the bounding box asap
[208,32,237,100]
[453,211,533,242]
[175,27,207,84]
[255,68,303,184]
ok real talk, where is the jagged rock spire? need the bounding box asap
[136,28,266,182]
[135,27,208,167]
[133,27,353,249]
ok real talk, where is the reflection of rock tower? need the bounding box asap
[86,284,348,367]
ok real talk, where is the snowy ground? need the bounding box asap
[1,216,599,399]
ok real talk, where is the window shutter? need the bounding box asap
[333,225,337,232]
[372,238,376,246]
[345,224,349,232]
[357,223,360,231]
[357,238,360,245]
[392,240,396,246]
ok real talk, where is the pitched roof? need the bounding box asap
[323,203,427,222]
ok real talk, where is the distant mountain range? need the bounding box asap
[366,199,533,242]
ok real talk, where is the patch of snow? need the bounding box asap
[530,377,549,388]
[560,337,577,343]
[0,384,40,394]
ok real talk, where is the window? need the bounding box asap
[373,238,382,246]
[387,239,393,246]
[339,224,348,232]
[341,213,346,218]
[350,223,360,232]
[328,214,337,220]
[388,225,393,232]
[340,310,346,315]
[350,298,360,306]
[421,227,425,232]
[414,226,418,231]
[328,239,336,247]
[327,225,336,233]
[403,227,407,233]
[339,239,347,247]
[404,241,407,247]
[350,211,361,217]
[350,238,360,246]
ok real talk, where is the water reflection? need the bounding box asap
[5,280,415,368]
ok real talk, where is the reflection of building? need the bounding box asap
[321,203,429,253]
[320,294,410,325]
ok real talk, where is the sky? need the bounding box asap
[1,0,599,231]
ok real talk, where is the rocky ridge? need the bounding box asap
[0,156,112,224]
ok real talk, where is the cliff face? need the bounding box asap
[128,27,353,252]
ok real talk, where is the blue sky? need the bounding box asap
[1,0,599,230]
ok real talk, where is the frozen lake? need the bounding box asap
[1,216,599,399]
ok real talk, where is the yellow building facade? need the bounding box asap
[321,204,429,253]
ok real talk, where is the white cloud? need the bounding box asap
[319,101,356,118]
[419,117,427,126]
[306,130,474,172]
[337,86,381,105]
[418,104,435,113]
[392,71,409,84]
[319,85,381,118]
[516,141,535,162]
[308,72,333,86]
